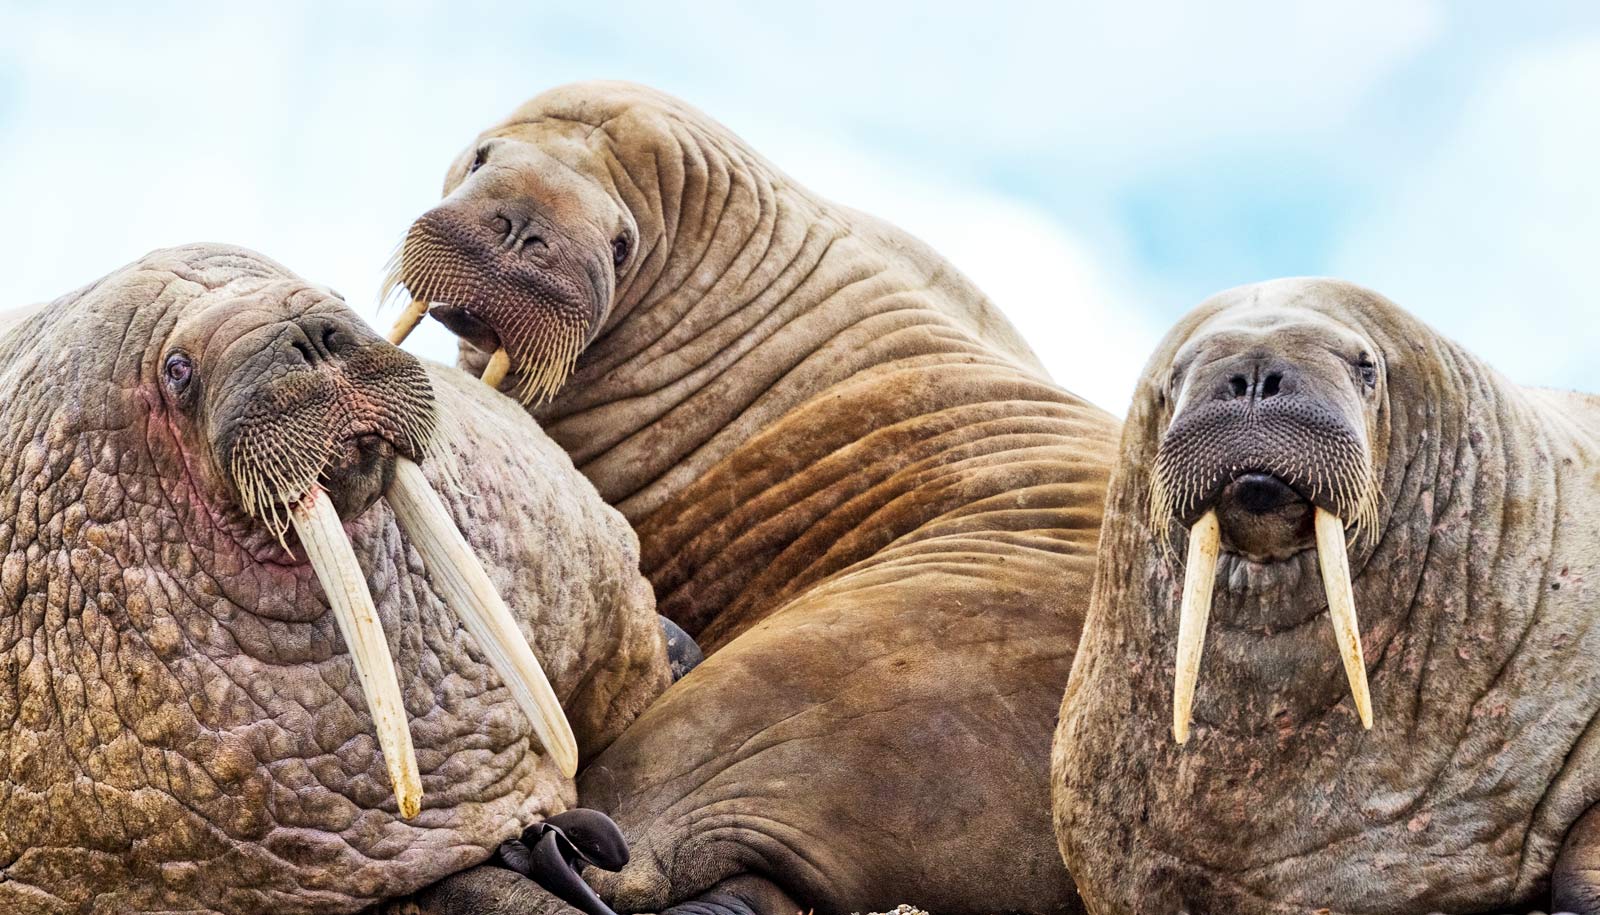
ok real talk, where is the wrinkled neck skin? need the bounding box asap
[525,118,1048,515]
[0,251,666,914]
[504,114,1066,646]
[1056,308,1600,913]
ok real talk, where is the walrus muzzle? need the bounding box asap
[384,201,610,404]
[1152,366,1377,743]
[221,324,578,817]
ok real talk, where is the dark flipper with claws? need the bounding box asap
[496,809,630,915]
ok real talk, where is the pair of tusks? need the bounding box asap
[288,457,578,818]
[1172,506,1372,743]
[388,299,511,388]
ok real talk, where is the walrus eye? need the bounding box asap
[164,352,194,393]
[469,144,491,175]
[1356,352,1378,389]
[612,234,631,268]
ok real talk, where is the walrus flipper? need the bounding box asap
[498,809,630,915]
[659,615,704,681]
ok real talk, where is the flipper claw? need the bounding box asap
[496,808,629,915]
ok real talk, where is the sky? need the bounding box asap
[2,1,1597,414]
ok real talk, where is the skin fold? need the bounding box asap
[1052,278,1600,914]
[386,82,1119,913]
[0,245,669,914]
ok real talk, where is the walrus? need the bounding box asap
[382,82,1120,913]
[0,244,671,914]
[1051,277,1600,914]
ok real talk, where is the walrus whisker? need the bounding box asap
[290,487,423,818]
[387,457,579,777]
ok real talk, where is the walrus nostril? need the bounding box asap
[1261,372,1283,398]
[1232,472,1299,515]
[1229,375,1248,398]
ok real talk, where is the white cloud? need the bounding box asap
[1334,38,1600,392]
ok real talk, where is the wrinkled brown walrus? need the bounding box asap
[384,82,1119,914]
[1053,278,1600,914]
[0,244,669,914]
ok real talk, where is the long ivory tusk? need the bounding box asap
[291,490,423,818]
[480,348,511,389]
[1173,510,1221,744]
[388,457,579,778]
[388,298,429,346]
[1314,507,1373,729]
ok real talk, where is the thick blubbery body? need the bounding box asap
[391,83,1119,914]
[0,246,668,914]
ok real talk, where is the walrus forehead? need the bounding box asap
[172,278,354,353]
[90,246,355,365]
[133,242,302,292]
[443,130,618,211]
[71,244,303,334]
[1179,278,1402,355]
[1182,298,1375,358]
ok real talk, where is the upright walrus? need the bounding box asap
[1053,278,1600,914]
[384,82,1119,913]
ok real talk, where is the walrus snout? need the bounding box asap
[1153,345,1375,537]
[208,310,436,532]
[389,198,612,404]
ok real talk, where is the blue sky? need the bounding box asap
[3,1,1597,412]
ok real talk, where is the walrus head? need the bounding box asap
[147,252,577,808]
[1054,276,1600,913]
[383,85,659,403]
[165,278,434,540]
[1148,290,1389,741]
[382,82,777,410]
